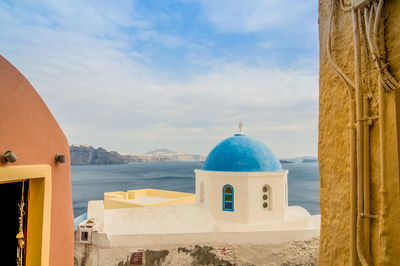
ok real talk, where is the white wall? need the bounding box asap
[195,170,288,224]
[103,204,218,235]
[196,170,249,223]
[247,171,288,223]
[104,229,320,248]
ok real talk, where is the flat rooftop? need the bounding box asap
[103,188,195,209]
[125,196,171,205]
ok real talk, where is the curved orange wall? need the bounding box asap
[0,56,73,266]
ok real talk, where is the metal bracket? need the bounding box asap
[360,212,379,219]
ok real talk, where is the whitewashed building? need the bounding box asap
[195,131,289,223]
[76,127,320,254]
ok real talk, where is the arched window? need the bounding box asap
[262,185,272,210]
[223,185,234,211]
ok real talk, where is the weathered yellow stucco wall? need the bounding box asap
[319,1,400,264]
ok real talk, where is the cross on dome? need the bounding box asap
[238,121,243,133]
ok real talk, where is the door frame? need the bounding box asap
[0,165,52,266]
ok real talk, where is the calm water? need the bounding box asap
[71,161,320,217]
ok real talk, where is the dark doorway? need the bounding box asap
[0,181,29,266]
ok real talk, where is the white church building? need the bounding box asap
[76,128,320,247]
[195,131,289,224]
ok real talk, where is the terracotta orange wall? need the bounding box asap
[0,56,73,266]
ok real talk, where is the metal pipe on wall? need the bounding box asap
[359,14,372,261]
[378,76,388,260]
[326,0,355,92]
[350,99,358,266]
[352,7,369,266]
[363,95,371,259]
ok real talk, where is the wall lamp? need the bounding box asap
[1,150,18,164]
[55,154,66,163]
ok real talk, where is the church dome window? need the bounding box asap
[262,185,271,210]
[223,185,234,211]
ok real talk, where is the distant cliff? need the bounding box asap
[70,145,128,165]
[279,160,294,164]
[70,145,316,165]
[128,149,206,162]
[128,153,206,162]
[279,156,318,164]
[302,158,318,163]
[70,145,206,165]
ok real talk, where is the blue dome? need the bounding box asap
[202,134,282,172]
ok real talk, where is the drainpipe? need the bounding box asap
[378,76,388,261]
[350,99,358,266]
[352,8,368,266]
[362,95,371,259]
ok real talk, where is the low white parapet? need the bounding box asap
[107,229,320,248]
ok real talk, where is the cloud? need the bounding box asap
[0,0,318,157]
[258,41,274,49]
[196,0,316,33]
[27,52,318,156]
[137,30,186,48]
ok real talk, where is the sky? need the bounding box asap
[0,0,319,158]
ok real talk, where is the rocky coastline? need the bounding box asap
[70,145,207,165]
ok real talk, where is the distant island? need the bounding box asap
[146,149,175,154]
[279,156,318,164]
[70,145,207,165]
[302,158,318,163]
[279,160,294,164]
[70,145,317,165]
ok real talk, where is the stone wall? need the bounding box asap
[74,238,319,266]
[318,0,400,264]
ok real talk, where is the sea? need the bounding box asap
[71,161,320,217]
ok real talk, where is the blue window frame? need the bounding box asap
[223,184,234,211]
